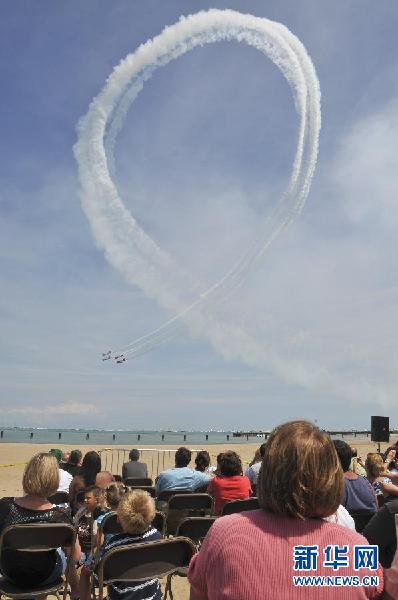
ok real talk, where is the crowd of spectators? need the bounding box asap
[2,425,398,598]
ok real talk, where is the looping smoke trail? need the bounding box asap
[74,9,321,378]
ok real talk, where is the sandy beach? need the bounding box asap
[0,437,394,497]
[0,437,394,599]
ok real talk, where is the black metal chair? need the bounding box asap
[100,512,123,537]
[221,497,259,516]
[157,489,192,502]
[99,510,166,539]
[176,516,216,548]
[48,491,70,505]
[0,522,76,600]
[349,510,376,533]
[127,485,156,497]
[164,518,216,599]
[96,537,195,600]
[124,477,153,487]
[166,493,213,535]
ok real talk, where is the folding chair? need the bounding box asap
[165,517,216,597]
[157,489,193,502]
[166,494,213,535]
[124,477,153,487]
[176,516,216,549]
[0,522,76,600]
[100,512,123,537]
[221,497,259,516]
[99,510,166,542]
[96,537,195,600]
[127,485,156,497]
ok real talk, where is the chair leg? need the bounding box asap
[164,573,174,600]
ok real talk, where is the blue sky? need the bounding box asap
[1,0,398,430]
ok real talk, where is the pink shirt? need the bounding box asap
[188,509,383,600]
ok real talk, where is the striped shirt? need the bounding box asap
[97,528,162,600]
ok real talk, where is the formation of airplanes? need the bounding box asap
[101,351,126,364]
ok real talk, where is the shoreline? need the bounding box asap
[0,436,395,497]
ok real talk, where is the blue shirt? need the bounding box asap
[156,467,211,494]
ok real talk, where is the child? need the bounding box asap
[74,486,103,560]
[95,490,162,600]
[96,482,128,545]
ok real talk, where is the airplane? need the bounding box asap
[102,351,112,361]
[116,355,126,364]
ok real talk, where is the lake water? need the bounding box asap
[0,427,371,446]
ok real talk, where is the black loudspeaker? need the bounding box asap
[371,416,390,443]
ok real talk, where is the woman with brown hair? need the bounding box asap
[188,421,383,600]
[207,451,251,515]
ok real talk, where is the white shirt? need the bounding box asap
[323,505,355,530]
[245,462,262,484]
[58,468,73,492]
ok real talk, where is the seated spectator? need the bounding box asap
[96,482,128,544]
[62,449,83,477]
[79,483,128,600]
[245,443,266,486]
[122,449,148,480]
[69,451,101,514]
[82,490,162,600]
[74,486,103,561]
[0,453,81,590]
[363,497,398,568]
[366,453,398,500]
[384,447,398,474]
[188,421,383,600]
[195,450,211,473]
[333,440,377,513]
[50,448,73,493]
[60,451,70,470]
[208,451,251,515]
[156,447,211,494]
[349,446,367,477]
[95,471,114,489]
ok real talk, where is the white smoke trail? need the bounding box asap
[74,9,322,391]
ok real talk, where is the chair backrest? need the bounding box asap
[48,491,70,505]
[97,537,195,598]
[221,497,259,516]
[101,512,123,536]
[100,510,166,537]
[127,485,156,498]
[152,511,166,536]
[157,489,192,502]
[0,523,76,600]
[176,517,216,545]
[124,477,153,487]
[349,510,376,533]
[168,493,213,511]
[0,522,76,551]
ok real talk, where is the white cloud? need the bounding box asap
[2,403,98,416]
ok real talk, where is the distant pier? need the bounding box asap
[232,429,397,439]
